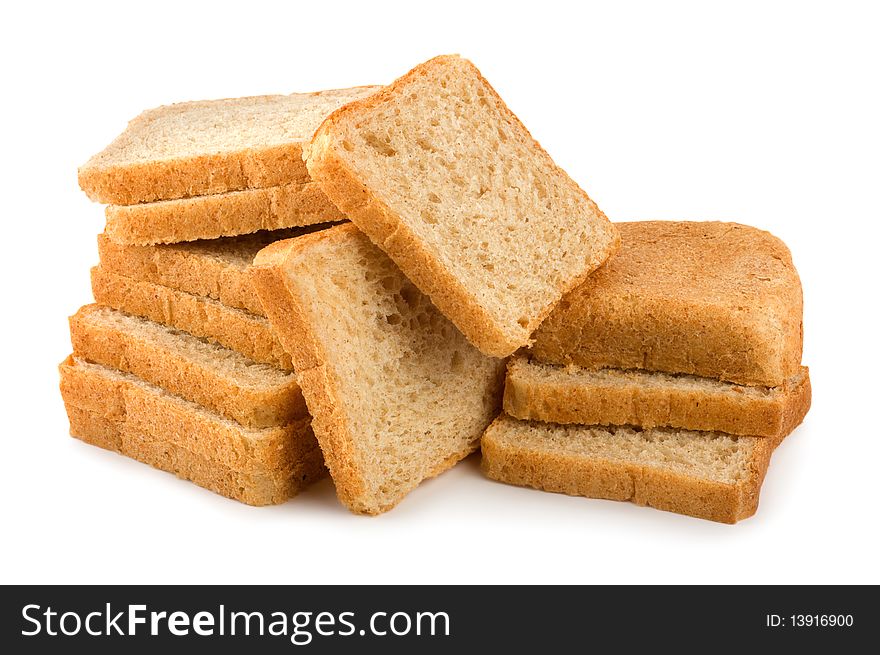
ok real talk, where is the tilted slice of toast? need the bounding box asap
[305,55,619,358]
[481,414,777,524]
[59,357,324,505]
[70,305,306,429]
[250,223,505,515]
[97,225,336,316]
[532,221,804,387]
[90,266,292,370]
[504,356,811,439]
[103,181,344,245]
[79,86,381,205]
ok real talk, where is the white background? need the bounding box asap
[1,0,878,585]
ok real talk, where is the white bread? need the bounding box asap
[504,356,811,439]
[70,304,306,429]
[305,55,619,357]
[79,87,381,204]
[532,221,804,386]
[103,182,344,245]
[90,266,292,370]
[59,356,324,505]
[481,414,776,523]
[250,223,505,514]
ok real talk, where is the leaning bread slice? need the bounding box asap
[250,223,505,514]
[59,356,324,505]
[504,356,811,440]
[97,226,336,315]
[79,86,381,204]
[90,266,292,370]
[481,415,775,523]
[533,221,804,386]
[70,305,306,428]
[104,182,344,245]
[305,55,619,358]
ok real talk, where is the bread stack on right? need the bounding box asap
[482,221,811,523]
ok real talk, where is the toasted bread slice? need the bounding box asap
[79,86,381,204]
[533,221,803,386]
[59,357,324,505]
[250,223,505,514]
[70,305,306,429]
[481,414,776,523]
[305,55,618,357]
[504,356,811,439]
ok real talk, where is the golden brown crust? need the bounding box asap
[480,415,775,523]
[59,356,317,471]
[79,143,310,205]
[504,357,811,438]
[64,403,325,506]
[90,266,293,370]
[305,55,619,358]
[69,304,306,428]
[533,221,803,386]
[249,226,369,511]
[103,182,343,246]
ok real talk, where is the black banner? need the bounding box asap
[1,585,873,652]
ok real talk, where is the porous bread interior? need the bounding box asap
[513,358,805,399]
[166,225,333,268]
[286,228,503,511]
[85,89,380,168]
[489,417,759,485]
[324,56,614,337]
[78,306,294,391]
[72,357,287,442]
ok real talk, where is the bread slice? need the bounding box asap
[504,356,811,439]
[533,221,804,386]
[104,182,344,245]
[59,356,325,505]
[97,226,335,316]
[70,305,306,428]
[481,414,775,523]
[66,404,324,506]
[304,55,619,358]
[250,223,505,514]
[90,266,292,370]
[79,86,381,205]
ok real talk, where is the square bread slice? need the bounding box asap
[97,225,335,316]
[504,356,812,439]
[70,305,306,429]
[103,181,344,245]
[481,414,776,523]
[59,356,325,505]
[79,86,381,205]
[90,266,292,370]
[250,223,506,514]
[532,221,804,386]
[305,55,619,358]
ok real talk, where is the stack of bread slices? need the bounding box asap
[65,55,810,522]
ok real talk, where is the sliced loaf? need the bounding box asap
[79,86,382,204]
[504,356,812,439]
[305,55,619,357]
[481,415,775,523]
[250,223,505,515]
[70,305,305,428]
